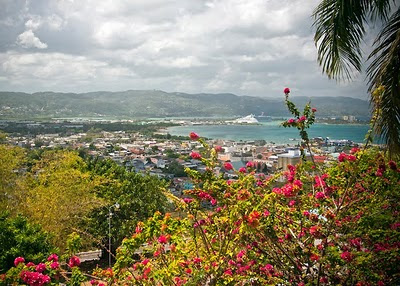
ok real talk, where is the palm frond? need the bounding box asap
[367,7,400,158]
[369,0,395,21]
[313,0,369,80]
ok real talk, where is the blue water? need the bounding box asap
[167,121,370,144]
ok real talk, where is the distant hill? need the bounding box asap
[0,90,370,119]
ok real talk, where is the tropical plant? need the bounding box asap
[0,212,56,273]
[313,0,400,157]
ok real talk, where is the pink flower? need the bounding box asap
[288,200,296,207]
[50,262,59,270]
[142,259,150,265]
[287,118,295,124]
[338,153,346,162]
[35,263,46,273]
[246,161,254,168]
[315,191,325,200]
[238,167,247,173]
[214,145,223,152]
[26,262,35,267]
[210,198,217,206]
[388,160,397,170]
[320,277,328,284]
[190,151,201,159]
[340,251,353,262]
[312,108,317,112]
[224,162,233,170]
[350,147,360,154]
[158,235,168,244]
[68,256,81,268]
[189,132,199,140]
[309,225,321,237]
[183,197,193,204]
[47,253,58,262]
[263,210,270,217]
[224,269,233,276]
[90,280,99,285]
[14,257,25,267]
[284,87,290,95]
[298,115,306,123]
[347,154,356,161]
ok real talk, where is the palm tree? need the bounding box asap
[313,0,400,158]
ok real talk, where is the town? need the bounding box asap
[1,119,362,198]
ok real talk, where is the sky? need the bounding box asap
[0,0,375,99]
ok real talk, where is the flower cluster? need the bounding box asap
[20,270,51,286]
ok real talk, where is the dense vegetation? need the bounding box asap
[1,93,398,285]
[0,144,169,253]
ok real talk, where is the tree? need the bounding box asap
[22,150,104,250]
[0,145,26,213]
[83,157,170,248]
[313,0,400,157]
[0,212,56,273]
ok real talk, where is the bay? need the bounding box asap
[167,121,370,144]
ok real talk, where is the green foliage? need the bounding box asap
[313,0,400,157]
[65,232,82,257]
[0,144,26,213]
[0,212,56,273]
[83,157,170,247]
[164,160,186,177]
[22,150,104,250]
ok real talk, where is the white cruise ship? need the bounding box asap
[233,114,259,124]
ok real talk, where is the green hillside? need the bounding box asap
[0,90,370,119]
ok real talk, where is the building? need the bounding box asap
[277,149,311,171]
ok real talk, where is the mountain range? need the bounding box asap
[0,90,371,119]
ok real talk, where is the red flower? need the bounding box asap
[190,151,201,159]
[238,167,247,173]
[309,225,321,237]
[315,191,325,200]
[26,262,35,267]
[14,257,25,267]
[284,87,290,94]
[350,147,360,154]
[310,253,320,261]
[338,153,346,162]
[185,268,192,274]
[47,253,58,262]
[142,259,150,265]
[68,256,81,268]
[224,162,233,170]
[246,161,254,168]
[340,251,353,262]
[158,235,168,244]
[224,269,233,276]
[287,118,295,124]
[312,108,317,112]
[50,261,60,269]
[388,160,397,170]
[183,197,193,204]
[189,132,199,140]
[298,115,306,123]
[214,145,223,152]
[347,154,357,161]
[35,263,46,273]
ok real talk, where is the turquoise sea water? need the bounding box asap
[167,121,370,144]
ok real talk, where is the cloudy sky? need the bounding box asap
[0,0,374,98]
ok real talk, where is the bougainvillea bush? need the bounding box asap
[2,90,400,285]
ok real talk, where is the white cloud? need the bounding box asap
[16,30,48,49]
[0,0,370,99]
